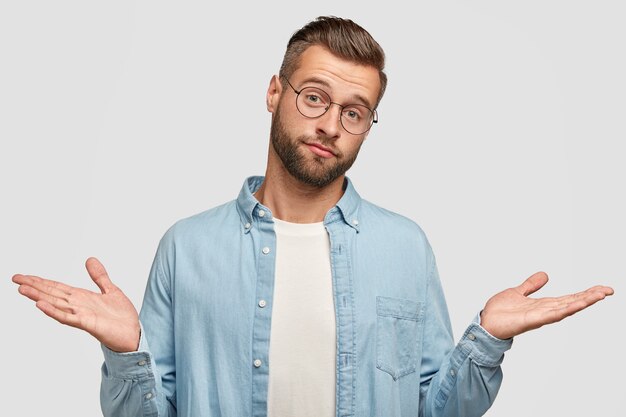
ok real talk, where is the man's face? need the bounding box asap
[267,45,381,188]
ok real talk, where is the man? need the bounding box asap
[12,16,613,417]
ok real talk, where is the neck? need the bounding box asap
[255,162,345,224]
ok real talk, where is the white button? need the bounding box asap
[137,360,147,366]
[262,247,270,254]
[352,219,359,226]
[253,359,262,368]
[244,222,251,229]
[468,333,476,341]
[258,210,266,217]
[145,392,153,400]
[258,300,267,308]
[450,369,456,377]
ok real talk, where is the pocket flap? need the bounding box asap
[376,296,422,321]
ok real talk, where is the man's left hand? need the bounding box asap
[479,271,614,340]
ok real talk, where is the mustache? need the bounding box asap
[299,135,342,157]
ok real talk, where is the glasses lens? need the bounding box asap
[340,104,374,135]
[294,85,376,135]
[296,87,331,118]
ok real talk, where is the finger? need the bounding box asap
[16,280,73,304]
[575,285,615,296]
[554,286,615,304]
[589,285,614,296]
[17,284,71,308]
[549,287,602,306]
[85,257,115,294]
[36,300,81,328]
[549,291,609,323]
[553,290,593,305]
[517,271,549,296]
[29,290,75,314]
[12,274,73,295]
[44,296,74,314]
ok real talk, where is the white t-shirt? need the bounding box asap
[267,218,337,417]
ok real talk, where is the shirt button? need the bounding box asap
[258,300,267,308]
[258,209,266,217]
[352,219,359,226]
[468,333,476,341]
[450,369,456,377]
[137,360,147,366]
[253,359,262,368]
[262,247,270,255]
[244,222,251,229]
[145,392,153,400]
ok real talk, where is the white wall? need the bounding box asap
[1,1,623,416]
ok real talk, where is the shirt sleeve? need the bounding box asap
[419,256,513,417]
[100,237,177,417]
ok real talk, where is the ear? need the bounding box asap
[266,75,283,114]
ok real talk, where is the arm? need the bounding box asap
[100,242,177,416]
[419,260,511,417]
[419,260,614,417]
[12,253,176,416]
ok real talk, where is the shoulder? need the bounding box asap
[358,198,433,253]
[360,199,427,236]
[159,199,239,247]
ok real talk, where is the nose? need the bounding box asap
[315,103,342,139]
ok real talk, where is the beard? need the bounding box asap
[270,107,362,188]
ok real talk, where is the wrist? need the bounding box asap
[103,323,141,353]
[480,311,513,340]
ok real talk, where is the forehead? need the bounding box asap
[290,45,381,109]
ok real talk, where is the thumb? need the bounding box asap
[517,271,549,296]
[85,257,115,294]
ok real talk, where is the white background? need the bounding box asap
[1,1,624,416]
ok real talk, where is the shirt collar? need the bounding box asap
[235,175,362,233]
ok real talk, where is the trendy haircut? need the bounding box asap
[279,16,387,109]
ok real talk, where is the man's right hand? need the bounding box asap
[12,257,140,353]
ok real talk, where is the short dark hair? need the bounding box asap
[279,16,387,108]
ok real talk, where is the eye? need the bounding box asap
[303,92,327,107]
[306,94,321,103]
[299,87,329,108]
[344,107,363,121]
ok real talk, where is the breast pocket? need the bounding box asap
[376,296,424,380]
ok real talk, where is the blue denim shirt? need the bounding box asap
[100,176,513,417]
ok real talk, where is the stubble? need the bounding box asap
[270,108,362,188]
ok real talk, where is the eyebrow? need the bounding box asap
[295,76,374,110]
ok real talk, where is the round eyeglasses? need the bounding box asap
[285,79,378,135]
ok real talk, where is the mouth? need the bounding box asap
[304,141,336,159]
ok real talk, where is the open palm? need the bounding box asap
[480,271,614,340]
[13,257,140,353]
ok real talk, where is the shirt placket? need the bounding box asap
[249,207,276,417]
[326,216,357,417]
